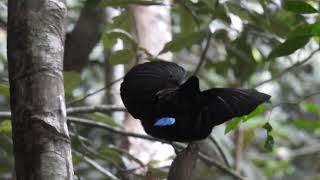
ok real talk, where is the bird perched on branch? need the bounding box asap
[120,61,270,142]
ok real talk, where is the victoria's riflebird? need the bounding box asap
[120,61,271,142]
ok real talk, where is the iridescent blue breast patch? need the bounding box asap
[153,117,176,127]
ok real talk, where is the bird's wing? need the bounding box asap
[200,88,271,126]
[120,61,187,120]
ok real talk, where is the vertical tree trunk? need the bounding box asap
[7,0,74,179]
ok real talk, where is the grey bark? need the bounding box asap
[7,0,74,179]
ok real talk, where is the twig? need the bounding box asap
[290,143,320,158]
[193,31,213,76]
[67,105,126,115]
[108,145,145,169]
[209,136,231,168]
[67,77,123,106]
[68,117,245,179]
[0,112,11,119]
[0,105,126,119]
[234,127,243,174]
[73,150,119,180]
[70,126,144,174]
[0,112,249,179]
[198,152,247,180]
[67,116,167,143]
[267,90,320,111]
[253,48,320,88]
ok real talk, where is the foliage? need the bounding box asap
[1,0,320,179]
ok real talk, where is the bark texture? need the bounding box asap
[7,0,74,179]
[168,143,199,180]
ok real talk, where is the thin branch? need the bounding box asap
[67,116,167,143]
[0,112,11,119]
[253,48,320,88]
[234,127,243,174]
[67,105,126,115]
[290,143,320,158]
[67,77,124,106]
[193,31,213,76]
[0,112,248,179]
[198,152,247,180]
[68,117,246,179]
[108,145,145,169]
[0,105,126,119]
[268,90,320,111]
[70,126,143,173]
[73,150,119,180]
[209,136,231,168]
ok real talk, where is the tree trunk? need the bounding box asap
[7,0,74,179]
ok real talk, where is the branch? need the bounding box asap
[67,116,167,143]
[73,150,119,180]
[70,126,145,173]
[193,31,213,76]
[67,117,245,179]
[253,48,320,88]
[268,90,320,111]
[67,77,124,105]
[64,0,107,71]
[290,143,320,158]
[67,105,126,115]
[167,143,199,180]
[209,136,231,168]
[0,112,247,179]
[198,152,246,180]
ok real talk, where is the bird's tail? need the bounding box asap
[200,88,271,126]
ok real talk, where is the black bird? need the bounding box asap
[120,61,271,142]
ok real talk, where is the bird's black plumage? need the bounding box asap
[120,61,271,142]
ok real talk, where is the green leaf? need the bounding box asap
[99,145,122,164]
[263,122,274,151]
[149,168,168,179]
[179,6,197,35]
[292,119,320,129]
[86,113,123,128]
[242,104,268,122]
[264,135,274,151]
[108,49,135,65]
[283,0,318,14]
[109,11,132,31]
[99,0,164,7]
[302,102,320,114]
[263,122,273,132]
[159,31,208,54]
[0,83,9,96]
[64,71,81,95]
[102,33,117,49]
[288,22,320,38]
[268,37,310,59]
[0,120,12,135]
[104,30,138,50]
[225,117,242,134]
